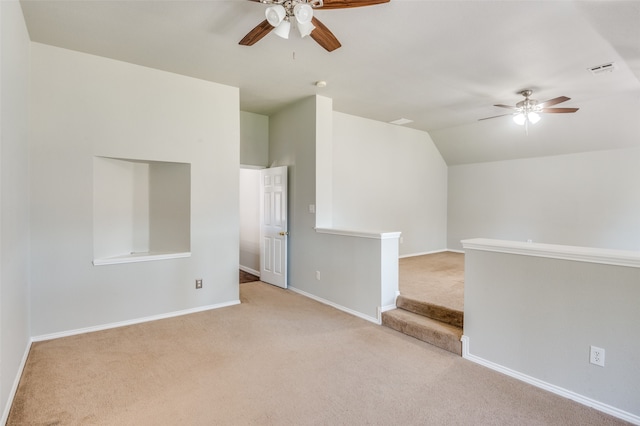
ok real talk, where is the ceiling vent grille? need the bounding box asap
[588,62,616,75]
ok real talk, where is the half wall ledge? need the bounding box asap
[315,228,402,240]
[93,252,191,266]
[461,238,640,268]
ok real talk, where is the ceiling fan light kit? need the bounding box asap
[512,90,541,126]
[265,2,315,39]
[513,111,540,126]
[240,0,390,51]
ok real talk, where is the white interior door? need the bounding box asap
[260,166,288,288]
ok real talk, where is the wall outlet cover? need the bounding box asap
[590,345,605,367]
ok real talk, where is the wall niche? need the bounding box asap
[93,156,191,265]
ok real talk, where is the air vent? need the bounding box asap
[588,62,616,75]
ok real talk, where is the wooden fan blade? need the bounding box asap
[321,0,390,9]
[540,107,579,113]
[239,20,274,46]
[537,96,570,108]
[479,113,514,121]
[494,104,517,110]
[310,17,342,52]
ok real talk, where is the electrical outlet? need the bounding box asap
[195,279,203,289]
[315,271,321,280]
[590,346,605,367]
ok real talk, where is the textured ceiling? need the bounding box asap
[20,0,640,164]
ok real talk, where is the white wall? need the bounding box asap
[0,1,31,421]
[269,96,399,321]
[448,147,640,251]
[239,111,268,274]
[270,97,318,290]
[315,97,333,228]
[93,157,150,258]
[331,113,448,256]
[239,168,260,273]
[240,111,269,167]
[29,43,240,336]
[148,161,191,253]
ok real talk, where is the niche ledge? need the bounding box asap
[93,251,191,266]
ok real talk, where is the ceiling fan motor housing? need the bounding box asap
[264,0,323,16]
[516,90,541,113]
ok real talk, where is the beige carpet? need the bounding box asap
[9,282,627,425]
[399,251,465,312]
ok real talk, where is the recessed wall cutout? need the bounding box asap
[93,156,191,265]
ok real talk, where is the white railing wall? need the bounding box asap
[461,238,640,424]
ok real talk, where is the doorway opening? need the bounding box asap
[239,166,288,288]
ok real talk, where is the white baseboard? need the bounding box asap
[288,286,380,324]
[32,300,241,342]
[1,340,32,425]
[239,265,260,277]
[447,249,465,254]
[461,336,640,425]
[399,248,453,259]
[399,248,465,259]
[380,304,396,314]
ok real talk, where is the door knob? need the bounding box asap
[279,231,289,236]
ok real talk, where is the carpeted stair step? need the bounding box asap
[396,295,463,328]
[382,308,462,356]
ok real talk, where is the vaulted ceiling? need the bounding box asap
[20,0,640,165]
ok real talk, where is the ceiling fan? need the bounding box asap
[239,0,390,52]
[480,89,579,132]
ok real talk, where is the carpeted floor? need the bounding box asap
[399,251,464,312]
[8,281,627,425]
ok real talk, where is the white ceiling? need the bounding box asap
[20,0,640,165]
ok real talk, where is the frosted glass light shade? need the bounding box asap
[528,112,541,124]
[294,3,313,23]
[273,20,291,39]
[513,113,526,125]
[297,20,315,38]
[266,5,286,27]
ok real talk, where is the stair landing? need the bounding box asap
[382,252,464,356]
[382,307,462,355]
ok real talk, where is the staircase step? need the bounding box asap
[396,295,463,328]
[382,308,462,356]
